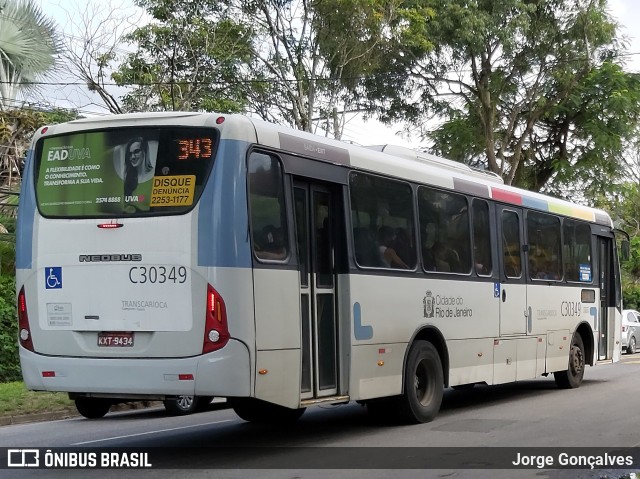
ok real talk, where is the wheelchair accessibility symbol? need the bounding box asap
[45,267,62,289]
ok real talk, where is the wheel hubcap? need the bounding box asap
[570,344,584,375]
[177,395,194,410]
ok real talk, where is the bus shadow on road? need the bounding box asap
[99,377,612,452]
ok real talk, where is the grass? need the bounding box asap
[0,381,75,416]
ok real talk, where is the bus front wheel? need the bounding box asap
[398,340,443,423]
[75,398,111,419]
[554,333,585,389]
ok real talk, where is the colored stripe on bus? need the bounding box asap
[491,188,522,205]
[197,139,252,268]
[452,177,490,198]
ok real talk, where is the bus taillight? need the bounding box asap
[203,284,229,354]
[18,286,34,352]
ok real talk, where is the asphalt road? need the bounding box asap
[2,355,640,479]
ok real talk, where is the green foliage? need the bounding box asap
[113,1,254,113]
[0,381,73,415]
[361,0,637,193]
[0,241,15,275]
[0,275,19,382]
[623,283,640,311]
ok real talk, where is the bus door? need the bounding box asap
[293,181,340,399]
[597,235,620,361]
[497,206,527,335]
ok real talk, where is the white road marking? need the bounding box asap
[71,419,233,445]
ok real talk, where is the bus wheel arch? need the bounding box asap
[575,322,594,366]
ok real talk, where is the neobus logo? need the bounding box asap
[79,254,142,262]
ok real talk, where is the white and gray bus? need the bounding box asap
[16,112,623,422]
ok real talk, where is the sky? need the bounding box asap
[31,0,640,149]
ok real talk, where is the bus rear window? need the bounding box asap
[34,127,217,217]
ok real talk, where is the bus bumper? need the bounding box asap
[18,339,251,398]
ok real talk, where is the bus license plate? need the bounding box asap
[97,332,134,347]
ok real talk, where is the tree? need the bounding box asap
[360,0,640,193]
[111,0,254,113]
[0,0,60,111]
[61,1,142,114]
[106,0,413,139]
[236,0,413,138]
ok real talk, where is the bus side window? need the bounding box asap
[502,210,522,278]
[248,152,289,262]
[563,220,592,282]
[418,186,471,274]
[472,199,492,276]
[527,211,562,281]
[349,172,416,269]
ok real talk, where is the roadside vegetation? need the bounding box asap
[0,381,74,417]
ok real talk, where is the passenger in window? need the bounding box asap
[474,241,490,275]
[422,224,451,272]
[255,225,287,260]
[378,226,409,269]
[393,227,414,267]
[535,260,560,280]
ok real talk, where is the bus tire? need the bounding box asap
[554,333,585,389]
[229,398,305,424]
[75,398,111,419]
[398,340,443,423]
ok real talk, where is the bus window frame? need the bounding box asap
[246,150,293,265]
[562,218,594,285]
[348,170,418,272]
[526,210,563,283]
[32,125,220,220]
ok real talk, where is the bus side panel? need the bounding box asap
[252,269,301,408]
[348,274,500,398]
[350,343,404,400]
[545,329,572,372]
[527,284,595,336]
[447,338,494,386]
[610,306,622,362]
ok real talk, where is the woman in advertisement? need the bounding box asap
[124,137,154,197]
[121,136,157,213]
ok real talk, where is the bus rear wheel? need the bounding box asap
[554,333,585,389]
[229,398,305,424]
[75,398,111,419]
[397,340,443,423]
